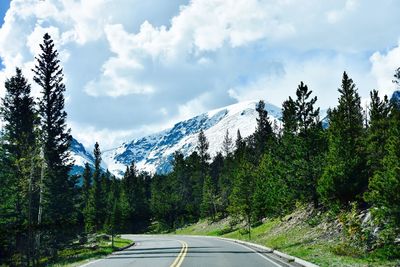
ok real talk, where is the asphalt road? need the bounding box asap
[82,235,294,267]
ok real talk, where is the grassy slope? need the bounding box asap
[176,208,399,267]
[44,236,132,267]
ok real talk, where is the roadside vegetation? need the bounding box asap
[42,235,132,267]
[176,205,400,267]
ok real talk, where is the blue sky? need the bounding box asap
[0,0,10,69]
[0,0,399,149]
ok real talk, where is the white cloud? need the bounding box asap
[327,0,359,24]
[69,121,136,150]
[370,42,400,97]
[229,53,377,109]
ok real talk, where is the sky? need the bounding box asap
[0,0,399,150]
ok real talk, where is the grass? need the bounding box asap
[43,236,133,267]
[175,209,400,267]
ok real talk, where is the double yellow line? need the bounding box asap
[170,240,188,267]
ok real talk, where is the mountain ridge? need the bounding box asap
[71,100,281,177]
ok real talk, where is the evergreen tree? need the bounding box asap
[235,129,245,158]
[200,175,217,220]
[295,82,319,134]
[282,96,297,134]
[82,163,91,204]
[366,90,391,177]
[253,153,291,219]
[104,174,120,243]
[196,129,209,206]
[294,82,324,206]
[197,129,210,166]
[254,100,273,157]
[186,152,203,221]
[218,156,234,216]
[33,33,75,254]
[364,105,400,248]
[229,160,255,239]
[0,68,38,265]
[85,142,102,232]
[364,72,400,250]
[221,129,233,157]
[318,72,366,208]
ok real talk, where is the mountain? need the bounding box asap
[99,100,281,177]
[391,90,400,107]
[70,138,95,175]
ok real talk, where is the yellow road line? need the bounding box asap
[170,240,188,267]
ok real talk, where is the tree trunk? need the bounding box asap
[35,149,45,264]
[247,215,251,240]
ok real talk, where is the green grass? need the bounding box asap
[44,236,132,267]
[175,211,400,267]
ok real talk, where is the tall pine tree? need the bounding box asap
[33,33,75,255]
[365,90,391,177]
[85,142,103,232]
[254,100,274,158]
[318,72,366,208]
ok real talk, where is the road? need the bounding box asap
[82,235,296,267]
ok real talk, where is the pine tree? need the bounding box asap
[197,129,210,165]
[200,175,217,220]
[253,152,291,219]
[294,82,324,206]
[364,72,400,249]
[282,96,297,135]
[366,90,391,177]
[33,33,75,254]
[104,174,120,244]
[0,68,38,265]
[218,156,234,216]
[196,129,210,204]
[85,142,103,232]
[364,105,400,247]
[82,163,91,210]
[235,129,245,158]
[254,100,273,157]
[229,160,255,239]
[295,82,319,134]
[318,72,366,208]
[221,129,233,157]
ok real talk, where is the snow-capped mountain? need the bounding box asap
[97,100,281,177]
[70,138,95,175]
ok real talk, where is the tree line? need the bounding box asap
[1,33,399,265]
[150,72,400,255]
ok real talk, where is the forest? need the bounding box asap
[0,33,399,266]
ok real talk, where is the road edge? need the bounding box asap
[78,239,135,267]
[214,236,319,267]
[115,241,135,251]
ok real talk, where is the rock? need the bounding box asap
[88,244,98,250]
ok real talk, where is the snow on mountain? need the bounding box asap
[100,100,281,177]
[70,138,96,175]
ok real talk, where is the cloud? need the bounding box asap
[229,52,377,109]
[0,0,399,149]
[370,41,400,97]
[327,0,359,24]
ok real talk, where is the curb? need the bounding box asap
[215,237,319,267]
[114,241,135,252]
